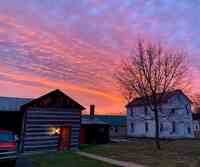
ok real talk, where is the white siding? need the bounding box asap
[193,120,200,137]
[127,93,194,139]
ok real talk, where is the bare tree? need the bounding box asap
[115,40,188,149]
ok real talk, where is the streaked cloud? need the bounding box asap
[0,0,200,114]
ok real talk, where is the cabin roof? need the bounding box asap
[0,97,32,112]
[126,89,192,107]
[0,89,85,111]
[21,89,85,110]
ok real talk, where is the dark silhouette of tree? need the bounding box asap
[115,40,188,149]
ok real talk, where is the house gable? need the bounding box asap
[21,89,85,110]
[126,90,192,108]
[167,91,192,108]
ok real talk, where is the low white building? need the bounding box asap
[127,90,194,139]
[192,113,200,137]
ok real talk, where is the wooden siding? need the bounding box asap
[22,108,81,152]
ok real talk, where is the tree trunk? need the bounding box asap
[154,108,161,150]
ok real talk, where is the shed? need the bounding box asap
[0,89,85,153]
[80,105,110,144]
[82,115,127,138]
[81,118,110,144]
[0,97,32,135]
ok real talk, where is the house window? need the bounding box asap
[130,108,134,117]
[144,106,148,116]
[185,105,190,115]
[145,122,149,132]
[172,122,176,133]
[131,123,135,133]
[171,109,175,114]
[115,127,118,133]
[160,123,164,132]
[187,126,191,134]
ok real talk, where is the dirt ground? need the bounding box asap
[82,139,200,167]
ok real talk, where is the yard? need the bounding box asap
[27,151,118,167]
[81,139,200,167]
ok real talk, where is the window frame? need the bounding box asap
[187,126,191,134]
[131,122,135,133]
[145,122,149,132]
[160,123,164,132]
[172,121,176,133]
[130,108,134,117]
[171,108,176,114]
[144,106,148,116]
[115,127,118,133]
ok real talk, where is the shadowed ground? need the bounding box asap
[81,139,200,167]
[16,157,33,167]
[26,151,118,167]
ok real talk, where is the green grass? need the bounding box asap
[28,151,118,167]
[81,139,200,167]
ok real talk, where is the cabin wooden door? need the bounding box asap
[59,127,71,151]
[80,128,86,144]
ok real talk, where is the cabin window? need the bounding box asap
[172,122,176,133]
[131,123,135,133]
[49,127,60,135]
[187,126,191,134]
[145,122,149,132]
[160,123,164,132]
[144,106,148,116]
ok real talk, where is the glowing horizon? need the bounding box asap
[0,1,200,114]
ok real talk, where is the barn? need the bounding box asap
[0,89,85,153]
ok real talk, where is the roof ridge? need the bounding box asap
[82,114,126,117]
[0,96,33,100]
[126,89,191,107]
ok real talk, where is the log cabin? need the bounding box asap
[0,89,85,153]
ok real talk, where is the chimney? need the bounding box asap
[89,105,95,119]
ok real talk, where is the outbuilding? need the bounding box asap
[80,105,110,144]
[0,89,85,153]
[82,115,127,138]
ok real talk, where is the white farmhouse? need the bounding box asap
[126,90,194,139]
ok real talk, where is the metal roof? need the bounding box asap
[81,117,109,125]
[82,115,126,126]
[0,97,32,112]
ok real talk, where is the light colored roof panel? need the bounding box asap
[81,118,109,125]
[82,115,126,126]
[0,97,32,112]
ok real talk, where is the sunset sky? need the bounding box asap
[0,1,200,115]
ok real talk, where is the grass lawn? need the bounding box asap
[81,139,200,167]
[28,151,118,167]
